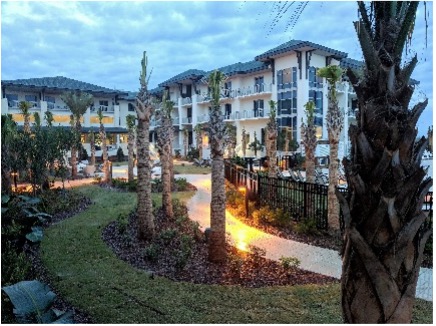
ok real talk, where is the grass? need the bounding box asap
[40,186,432,323]
[174,164,210,175]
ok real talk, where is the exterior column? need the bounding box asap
[1,98,9,115]
[84,107,91,127]
[40,101,48,126]
[114,104,120,127]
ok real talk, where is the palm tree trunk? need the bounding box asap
[161,144,173,218]
[90,132,96,166]
[327,140,339,228]
[128,130,135,182]
[136,118,154,239]
[209,156,226,261]
[70,147,78,179]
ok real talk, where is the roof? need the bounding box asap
[340,58,364,70]
[204,60,270,79]
[159,69,206,87]
[1,76,127,97]
[255,40,348,61]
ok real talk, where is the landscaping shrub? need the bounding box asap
[279,256,301,271]
[294,218,319,235]
[143,244,160,262]
[79,144,89,161]
[116,147,125,162]
[174,177,189,191]
[186,146,199,161]
[159,228,177,245]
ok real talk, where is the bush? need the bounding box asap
[159,228,177,245]
[279,256,301,271]
[174,177,189,191]
[294,218,319,235]
[174,149,181,159]
[143,244,160,262]
[116,147,125,162]
[79,144,89,161]
[186,146,199,161]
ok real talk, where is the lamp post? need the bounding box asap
[238,185,249,219]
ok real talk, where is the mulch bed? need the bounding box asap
[102,204,339,288]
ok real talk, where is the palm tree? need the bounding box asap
[88,129,97,167]
[182,128,189,158]
[126,114,136,182]
[241,127,247,157]
[97,108,110,183]
[207,70,227,262]
[317,65,343,229]
[156,90,174,219]
[61,91,94,179]
[266,100,279,177]
[301,101,317,183]
[224,123,237,158]
[337,2,432,323]
[194,124,203,160]
[18,101,32,134]
[135,51,156,240]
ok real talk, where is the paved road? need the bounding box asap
[183,174,433,302]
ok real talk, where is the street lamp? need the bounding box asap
[238,185,249,219]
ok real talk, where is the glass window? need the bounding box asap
[128,103,135,112]
[45,96,55,103]
[25,95,37,102]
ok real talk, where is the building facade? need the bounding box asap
[1,40,362,161]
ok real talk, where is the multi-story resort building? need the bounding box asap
[1,40,363,162]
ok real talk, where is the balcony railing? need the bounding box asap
[240,109,270,119]
[181,97,192,105]
[90,105,114,113]
[172,117,180,125]
[7,100,39,109]
[181,116,192,124]
[197,114,209,123]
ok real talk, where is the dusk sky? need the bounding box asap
[1,0,433,134]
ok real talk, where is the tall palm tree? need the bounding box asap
[317,65,343,229]
[126,114,136,182]
[156,90,174,219]
[135,51,156,240]
[97,108,110,183]
[301,101,317,183]
[61,91,94,179]
[241,127,247,157]
[337,2,432,323]
[18,101,32,134]
[89,129,96,166]
[208,70,227,262]
[182,128,189,158]
[266,100,279,177]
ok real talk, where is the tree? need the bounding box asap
[207,70,227,262]
[337,2,432,323]
[241,127,247,157]
[182,128,189,158]
[193,124,203,160]
[126,114,136,182]
[248,131,263,157]
[156,90,174,219]
[135,51,157,240]
[224,123,237,158]
[97,108,110,183]
[317,65,343,229]
[1,115,20,194]
[18,101,32,134]
[61,91,94,179]
[89,129,96,166]
[301,101,317,183]
[265,100,279,178]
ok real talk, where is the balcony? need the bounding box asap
[181,116,192,124]
[172,117,180,125]
[197,114,209,123]
[240,108,270,120]
[8,100,39,110]
[91,105,114,113]
[181,97,192,106]
[232,83,273,98]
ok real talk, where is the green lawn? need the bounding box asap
[40,186,432,323]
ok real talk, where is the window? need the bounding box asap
[254,76,264,92]
[99,100,109,106]
[224,104,232,118]
[25,95,37,102]
[6,94,18,108]
[45,96,55,103]
[261,128,265,145]
[277,67,297,90]
[128,103,135,112]
[253,99,264,117]
[309,66,324,88]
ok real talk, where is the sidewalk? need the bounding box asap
[183,174,433,302]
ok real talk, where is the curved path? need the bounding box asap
[183,174,433,302]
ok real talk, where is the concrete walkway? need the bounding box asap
[183,174,433,302]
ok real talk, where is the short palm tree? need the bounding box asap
[317,65,343,229]
[126,114,136,182]
[18,101,32,134]
[194,124,203,160]
[301,101,317,183]
[156,90,174,219]
[135,51,156,240]
[266,100,279,177]
[97,108,110,183]
[61,91,94,179]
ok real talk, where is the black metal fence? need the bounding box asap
[224,160,433,232]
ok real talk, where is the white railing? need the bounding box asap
[7,100,39,109]
[181,116,192,124]
[181,97,192,105]
[197,114,209,123]
[240,109,270,119]
[172,117,180,125]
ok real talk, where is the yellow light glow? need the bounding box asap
[238,186,247,193]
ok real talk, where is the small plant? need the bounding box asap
[248,244,266,268]
[143,244,160,262]
[279,256,301,271]
[2,280,73,323]
[174,149,181,159]
[159,228,177,245]
[294,218,319,235]
[174,177,189,192]
[117,213,128,234]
